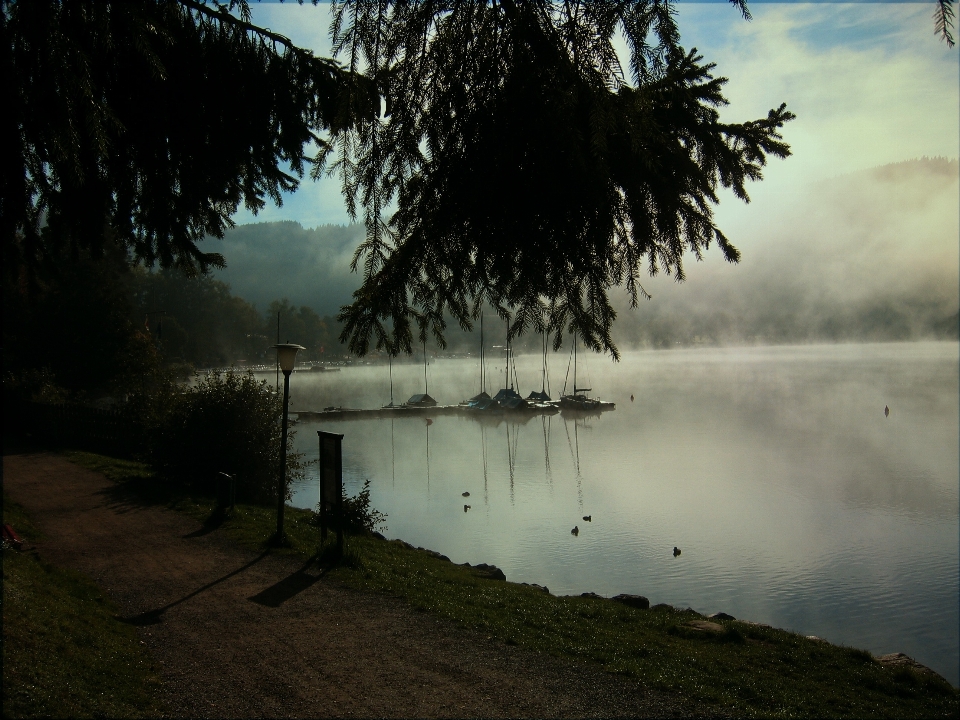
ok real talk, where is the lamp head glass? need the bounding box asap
[272,343,305,374]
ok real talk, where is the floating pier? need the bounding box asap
[295,401,614,422]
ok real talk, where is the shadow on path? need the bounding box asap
[182,506,230,538]
[248,557,328,608]
[95,479,191,516]
[120,549,272,626]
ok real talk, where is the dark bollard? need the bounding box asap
[216,472,235,511]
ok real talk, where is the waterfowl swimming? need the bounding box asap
[571,526,579,536]
[464,504,471,512]
[462,491,470,497]
[630,394,635,402]
[884,405,890,417]
[673,547,681,557]
[583,515,592,522]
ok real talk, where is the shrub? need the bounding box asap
[154,370,302,504]
[316,479,387,535]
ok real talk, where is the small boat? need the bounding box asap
[406,393,437,408]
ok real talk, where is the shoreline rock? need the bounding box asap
[378,536,946,681]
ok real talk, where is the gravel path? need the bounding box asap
[3,452,720,718]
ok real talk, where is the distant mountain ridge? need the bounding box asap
[211,158,958,350]
[208,221,364,315]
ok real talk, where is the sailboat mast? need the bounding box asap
[573,332,578,394]
[541,333,547,393]
[505,318,511,390]
[389,354,394,406]
[480,313,485,394]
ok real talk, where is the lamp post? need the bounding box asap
[272,342,305,543]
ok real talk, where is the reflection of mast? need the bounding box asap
[563,416,584,510]
[391,418,396,488]
[505,419,521,505]
[505,420,514,504]
[481,422,489,505]
[541,414,552,485]
[425,419,431,495]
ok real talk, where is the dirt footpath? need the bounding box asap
[3,452,714,718]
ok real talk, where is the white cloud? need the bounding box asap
[231,3,959,250]
[674,3,959,252]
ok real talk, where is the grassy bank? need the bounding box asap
[2,493,164,719]
[25,452,960,718]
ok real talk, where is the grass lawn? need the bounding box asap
[8,450,959,719]
[2,493,164,719]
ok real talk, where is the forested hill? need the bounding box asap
[208,222,364,315]
[209,158,958,352]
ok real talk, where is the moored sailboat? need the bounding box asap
[559,334,614,413]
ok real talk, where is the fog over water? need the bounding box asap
[616,159,959,347]
[274,342,959,685]
[213,159,958,352]
[206,3,959,685]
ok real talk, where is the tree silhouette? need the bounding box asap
[3,0,375,277]
[5,1,952,359]
[332,0,796,358]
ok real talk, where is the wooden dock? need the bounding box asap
[294,401,614,422]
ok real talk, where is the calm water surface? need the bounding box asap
[280,342,959,684]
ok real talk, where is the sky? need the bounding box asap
[231,1,959,233]
[219,2,958,343]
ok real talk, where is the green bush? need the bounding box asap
[154,370,302,504]
[314,479,387,535]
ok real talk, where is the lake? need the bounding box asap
[277,341,959,685]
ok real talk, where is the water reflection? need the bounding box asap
[288,342,959,685]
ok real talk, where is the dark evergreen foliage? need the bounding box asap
[2,244,162,396]
[2,0,375,277]
[5,0,951,361]
[154,369,302,505]
[331,0,795,359]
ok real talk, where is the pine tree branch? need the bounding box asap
[177,0,307,56]
[934,0,956,48]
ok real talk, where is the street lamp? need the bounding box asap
[272,342,305,543]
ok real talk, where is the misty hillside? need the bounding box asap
[208,221,364,313]
[610,157,959,348]
[209,158,958,350]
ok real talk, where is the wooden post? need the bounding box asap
[318,431,344,553]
